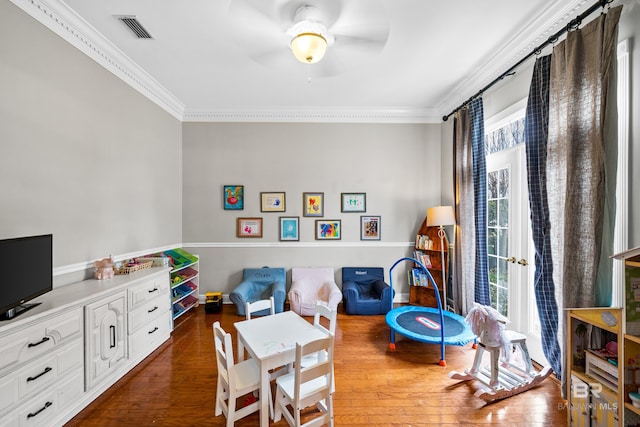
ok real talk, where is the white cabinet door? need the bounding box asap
[85,291,126,390]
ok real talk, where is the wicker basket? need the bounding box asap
[114,260,153,275]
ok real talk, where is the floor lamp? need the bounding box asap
[426,206,455,310]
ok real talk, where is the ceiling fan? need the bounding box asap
[227,0,390,76]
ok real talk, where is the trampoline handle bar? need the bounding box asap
[389,257,446,361]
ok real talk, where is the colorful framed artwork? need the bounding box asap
[315,219,341,240]
[361,215,381,240]
[303,192,324,217]
[223,185,244,210]
[279,216,299,241]
[341,193,366,212]
[236,217,262,238]
[260,192,286,212]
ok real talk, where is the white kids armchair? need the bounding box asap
[288,267,342,316]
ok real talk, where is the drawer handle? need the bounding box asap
[27,401,52,418]
[148,287,159,293]
[148,326,159,335]
[110,325,116,348]
[28,337,50,348]
[148,306,158,313]
[27,366,53,382]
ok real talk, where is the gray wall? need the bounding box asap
[182,122,443,298]
[0,1,183,286]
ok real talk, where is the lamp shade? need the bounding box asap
[426,206,455,227]
[291,32,327,64]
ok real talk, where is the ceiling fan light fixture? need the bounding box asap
[291,32,327,64]
[289,20,328,64]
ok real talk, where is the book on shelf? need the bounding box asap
[408,268,430,287]
[413,250,432,268]
[415,235,434,250]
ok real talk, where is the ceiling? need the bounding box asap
[21,0,597,122]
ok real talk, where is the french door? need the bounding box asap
[486,144,548,365]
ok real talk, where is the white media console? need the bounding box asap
[0,267,172,426]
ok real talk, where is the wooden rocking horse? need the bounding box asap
[448,303,553,402]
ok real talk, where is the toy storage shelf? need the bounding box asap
[567,307,623,426]
[618,248,640,426]
[567,247,640,426]
[165,249,199,325]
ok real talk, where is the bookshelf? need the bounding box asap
[410,219,448,308]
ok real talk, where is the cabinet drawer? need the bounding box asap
[0,371,19,415]
[128,275,170,311]
[128,311,171,361]
[0,338,82,414]
[0,411,16,427]
[13,368,83,427]
[19,339,82,398]
[0,308,82,375]
[127,293,170,334]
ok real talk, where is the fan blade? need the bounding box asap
[332,32,388,53]
[311,59,346,78]
[227,0,292,63]
[227,0,285,33]
[328,0,390,50]
[277,0,343,28]
[249,47,298,68]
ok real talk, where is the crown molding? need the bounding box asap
[183,107,441,124]
[11,0,186,121]
[11,0,439,124]
[437,0,593,117]
[15,0,618,125]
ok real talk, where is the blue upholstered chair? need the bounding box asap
[341,267,394,315]
[229,267,286,316]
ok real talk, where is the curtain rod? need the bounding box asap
[442,0,614,122]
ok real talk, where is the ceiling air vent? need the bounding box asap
[116,15,153,39]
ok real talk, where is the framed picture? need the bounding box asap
[303,192,324,217]
[279,216,299,241]
[223,185,244,210]
[341,193,366,212]
[236,217,262,238]
[315,219,341,240]
[261,192,286,212]
[361,215,381,240]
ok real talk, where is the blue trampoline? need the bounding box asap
[386,257,475,366]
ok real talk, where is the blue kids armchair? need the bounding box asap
[341,267,394,315]
[230,267,286,316]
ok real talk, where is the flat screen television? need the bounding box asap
[0,234,53,320]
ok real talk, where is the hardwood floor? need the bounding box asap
[67,305,568,426]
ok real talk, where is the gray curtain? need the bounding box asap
[548,5,621,309]
[547,6,621,388]
[453,108,475,315]
[453,97,489,314]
